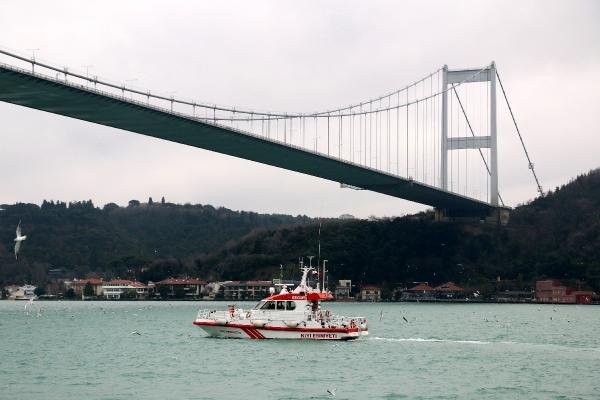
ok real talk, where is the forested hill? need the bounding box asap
[2,169,599,291]
[195,168,600,291]
[0,199,311,283]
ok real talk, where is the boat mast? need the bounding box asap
[322,259,328,293]
[317,222,321,270]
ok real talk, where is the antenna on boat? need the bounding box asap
[317,221,322,269]
[322,260,328,293]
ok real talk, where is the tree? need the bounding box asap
[173,286,186,299]
[34,286,46,297]
[128,199,140,208]
[121,289,137,300]
[65,288,76,299]
[83,282,94,298]
[157,285,170,299]
[148,197,154,206]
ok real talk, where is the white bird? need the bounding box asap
[24,297,34,315]
[130,331,141,336]
[326,388,336,396]
[14,220,27,259]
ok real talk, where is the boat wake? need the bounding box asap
[371,337,600,353]
[371,337,491,345]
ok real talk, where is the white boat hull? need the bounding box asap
[194,321,367,340]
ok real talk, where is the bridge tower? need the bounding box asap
[440,62,499,213]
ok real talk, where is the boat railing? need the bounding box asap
[327,315,368,328]
[196,308,248,321]
[196,308,367,329]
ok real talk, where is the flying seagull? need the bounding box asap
[14,220,27,259]
[326,388,336,396]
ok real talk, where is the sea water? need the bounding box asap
[0,301,598,399]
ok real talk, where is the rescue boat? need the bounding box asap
[193,265,368,340]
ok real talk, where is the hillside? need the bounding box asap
[0,199,311,284]
[195,169,600,291]
[2,169,598,292]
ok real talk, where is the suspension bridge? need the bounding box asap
[0,49,542,223]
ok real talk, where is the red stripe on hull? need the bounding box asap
[251,328,266,339]
[241,327,258,339]
[194,320,359,334]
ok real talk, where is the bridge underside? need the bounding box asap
[0,66,495,217]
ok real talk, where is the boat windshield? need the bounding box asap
[255,300,297,310]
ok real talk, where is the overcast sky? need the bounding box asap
[1,0,598,218]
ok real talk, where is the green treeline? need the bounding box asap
[195,169,600,291]
[1,169,599,293]
[0,198,311,284]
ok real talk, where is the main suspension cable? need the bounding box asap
[451,85,505,206]
[496,69,544,196]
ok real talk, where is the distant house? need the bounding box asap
[492,290,534,303]
[4,284,37,300]
[401,283,435,301]
[155,277,206,299]
[221,281,273,300]
[335,280,352,300]
[535,280,593,304]
[64,278,104,298]
[433,282,465,299]
[359,285,381,302]
[102,280,148,300]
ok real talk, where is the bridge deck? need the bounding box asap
[0,65,493,215]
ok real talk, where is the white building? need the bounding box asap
[5,284,37,300]
[334,280,352,300]
[102,280,148,299]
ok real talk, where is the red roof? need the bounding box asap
[103,279,147,288]
[72,279,103,286]
[222,280,271,286]
[434,282,464,292]
[407,283,434,292]
[105,279,134,285]
[156,277,206,285]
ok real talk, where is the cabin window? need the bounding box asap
[260,301,276,310]
[287,301,296,311]
[276,301,285,310]
[254,301,266,310]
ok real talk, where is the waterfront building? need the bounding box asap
[433,282,465,299]
[334,280,352,300]
[359,285,382,302]
[102,280,148,300]
[221,280,273,300]
[401,283,435,301]
[64,278,104,298]
[492,290,534,302]
[154,277,206,299]
[4,284,37,300]
[535,280,594,304]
